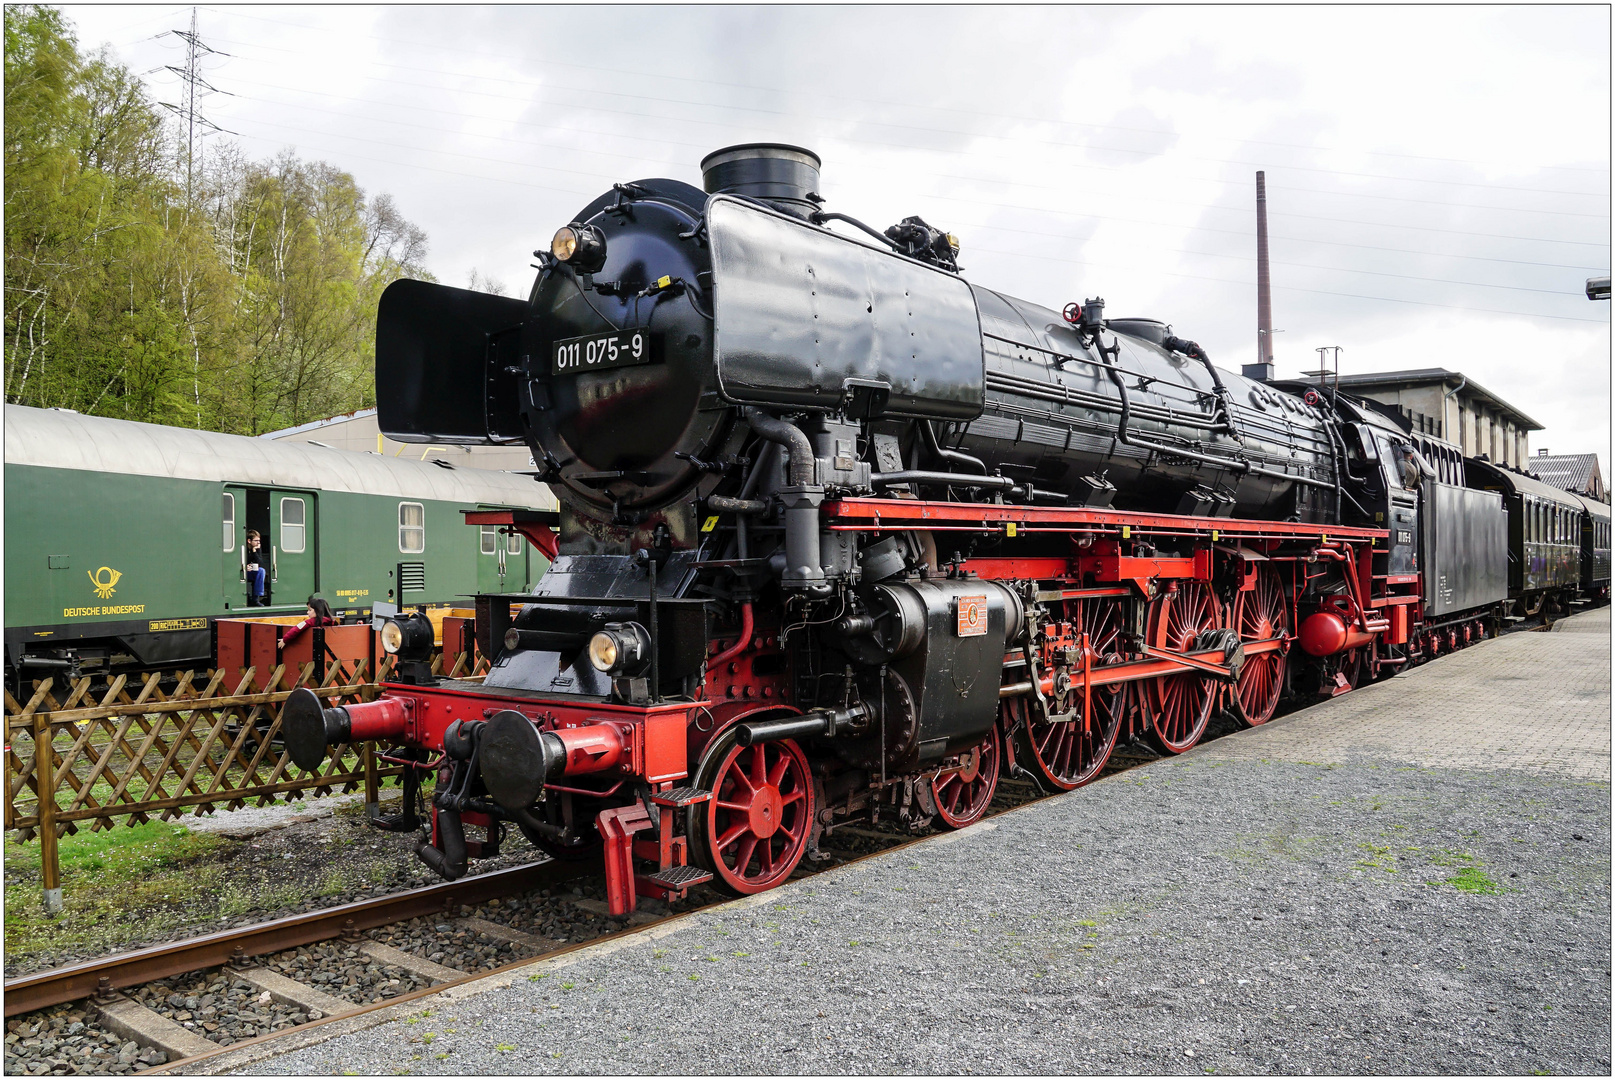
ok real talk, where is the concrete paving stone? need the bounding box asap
[1191,607,1610,780]
[245,609,1612,1076]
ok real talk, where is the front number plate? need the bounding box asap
[551,329,651,375]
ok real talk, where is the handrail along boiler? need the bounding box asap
[284,144,1515,913]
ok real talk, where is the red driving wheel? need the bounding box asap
[930,726,1001,829]
[691,732,814,896]
[1142,581,1223,754]
[1232,565,1290,726]
[1009,597,1127,791]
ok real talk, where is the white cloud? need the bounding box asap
[61,3,1611,464]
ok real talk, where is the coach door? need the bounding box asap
[221,486,249,610]
[476,513,530,594]
[270,491,317,606]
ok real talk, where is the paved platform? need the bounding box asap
[229,609,1611,1076]
[1189,606,1610,779]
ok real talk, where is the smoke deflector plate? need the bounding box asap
[706,195,986,421]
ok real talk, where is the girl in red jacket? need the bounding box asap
[279,596,338,650]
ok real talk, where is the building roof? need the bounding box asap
[1326,368,1543,430]
[5,405,555,509]
[1528,453,1603,495]
[259,407,379,440]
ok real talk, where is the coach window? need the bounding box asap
[399,502,425,554]
[507,531,523,555]
[280,498,306,554]
[222,492,235,552]
[480,525,498,555]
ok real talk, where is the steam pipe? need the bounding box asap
[871,471,1017,492]
[921,419,989,476]
[745,408,815,486]
[1095,347,1335,492]
[744,408,825,591]
[708,495,770,514]
[708,602,755,670]
[809,210,903,253]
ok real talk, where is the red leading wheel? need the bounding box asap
[1143,580,1223,754]
[691,733,814,896]
[1232,564,1290,726]
[930,725,1001,829]
[1010,598,1127,792]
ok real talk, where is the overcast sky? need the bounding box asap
[62,4,1611,462]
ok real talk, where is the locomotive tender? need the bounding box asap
[285,144,1573,913]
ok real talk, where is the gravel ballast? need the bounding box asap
[3,1004,163,1077]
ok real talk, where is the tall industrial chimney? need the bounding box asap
[1244,171,1276,382]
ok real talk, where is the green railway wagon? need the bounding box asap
[4,404,557,680]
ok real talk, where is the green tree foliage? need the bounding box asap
[4,5,429,434]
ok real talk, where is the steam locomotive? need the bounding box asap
[284,144,1566,914]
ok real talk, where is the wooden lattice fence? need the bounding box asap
[4,643,490,910]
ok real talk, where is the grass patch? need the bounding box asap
[4,820,230,957]
[1444,866,1500,894]
[4,797,422,967]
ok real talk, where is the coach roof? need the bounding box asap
[4,405,555,508]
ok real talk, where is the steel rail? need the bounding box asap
[2,857,599,1018]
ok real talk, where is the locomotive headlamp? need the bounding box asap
[587,621,652,676]
[550,223,607,275]
[379,611,434,660]
[945,233,960,255]
[550,226,578,261]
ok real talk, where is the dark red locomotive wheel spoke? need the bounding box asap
[1233,565,1290,726]
[693,735,814,896]
[930,725,1001,830]
[1143,581,1222,754]
[1009,599,1125,793]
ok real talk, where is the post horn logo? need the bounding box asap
[89,566,122,599]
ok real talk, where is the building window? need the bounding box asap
[481,525,498,555]
[280,498,306,554]
[222,492,235,552]
[399,502,425,554]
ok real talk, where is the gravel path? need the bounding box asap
[254,757,1611,1075]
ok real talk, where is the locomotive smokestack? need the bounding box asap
[701,143,822,220]
[1245,170,1276,383]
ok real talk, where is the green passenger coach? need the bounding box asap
[4,404,556,681]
